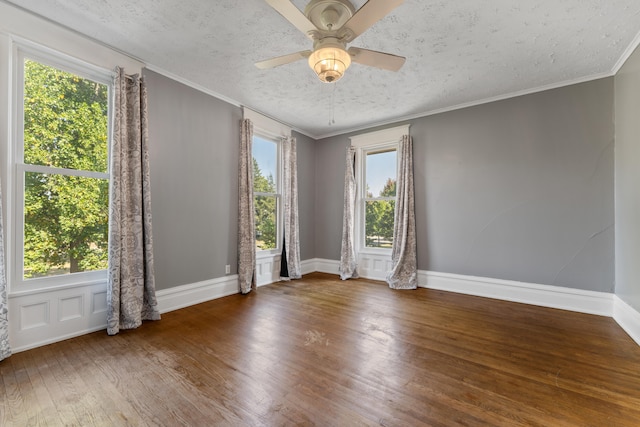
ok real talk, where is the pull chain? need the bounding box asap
[328,82,337,125]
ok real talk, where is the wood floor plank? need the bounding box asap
[1,357,30,425]
[2,272,640,426]
[18,348,67,426]
[7,350,55,425]
[40,339,114,425]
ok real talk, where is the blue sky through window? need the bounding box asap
[366,150,396,196]
[253,136,277,184]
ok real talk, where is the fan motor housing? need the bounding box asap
[304,0,355,31]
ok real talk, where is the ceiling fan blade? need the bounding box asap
[342,0,404,42]
[265,0,318,39]
[255,50,312,69]
[348,47,406,72]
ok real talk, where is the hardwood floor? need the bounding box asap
[2,272,640,426]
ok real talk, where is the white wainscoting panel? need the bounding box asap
[92,290,108,314]
[308,257,390,280]
[256,253,281,287]
[20,301,49,330]
[9,258,321,353]
[9,281,109,352]
[357,252,392,281]
[59,295,84,322]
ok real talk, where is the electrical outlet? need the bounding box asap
[225,264,230,275]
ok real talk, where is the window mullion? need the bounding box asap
[20,163,109,180]
[254,191,277,197]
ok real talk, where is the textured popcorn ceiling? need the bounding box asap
[9,0,640,138]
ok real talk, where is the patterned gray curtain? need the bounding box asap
[107,67,161,335]
[281,136,301,279]
[386,135,417,289]
[0,183,11,361]
[238,119,256,294]
[339,146,359,280]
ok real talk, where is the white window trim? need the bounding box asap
[253,131,282,258]
[350,124,410,256]
[11,42,113,293]
[243,107,291,258]
[243,107,291,140]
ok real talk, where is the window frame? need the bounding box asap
[244,107,291,258]
[252,130,282,256]
[350,124,410,256]
[362,145,398,250]
[11,43,114,292]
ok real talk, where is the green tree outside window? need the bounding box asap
[365,177,396,248]
[253,158,277,250]
[22,59,109,278]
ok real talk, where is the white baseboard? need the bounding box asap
[613,296,640,346]
[312,258,340,275]
[308,260,614,318]
[156,265,640,348]
[156,275,239,313]
[418,270,613,316]
[9,281,110,353]
[11,260,640,352]
[301,258,317,275]
[158,260,321,314]
[12,324,108,354]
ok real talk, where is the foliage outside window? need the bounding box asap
[252,135,279,251]
[364,149,397,248]
[20,57,110,280]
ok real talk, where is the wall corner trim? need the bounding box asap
[613,296,640,346]
[301,258,318,275]
[313,258,341,275]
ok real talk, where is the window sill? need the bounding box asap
[7,274,107,298]
[256,249,281,260]
[358,247,393,256]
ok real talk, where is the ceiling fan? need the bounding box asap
[256,0,406,83]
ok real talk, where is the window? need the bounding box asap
[244,107,290,255]
[252,134,280,251]
[364,148,397,248]
[351,124,409,253]
[15,48,112,287]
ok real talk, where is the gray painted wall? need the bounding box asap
[144,65,614,294]
[294,131,316,261]
[143,69,317,290]
[144,69,241,290]
[316,78,615,292]
[314,134,349,260]
[615,46,640,312]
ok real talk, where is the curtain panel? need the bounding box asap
[238,119,256,294]
[386,135,417,289]
[281,136,302,280]
[107,67,161,335]
[339,146,359,280]
[0,183,10,361]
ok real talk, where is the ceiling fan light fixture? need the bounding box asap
[308,45,351,83]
